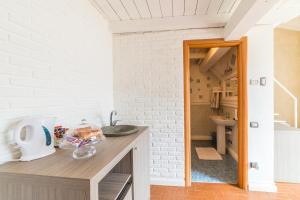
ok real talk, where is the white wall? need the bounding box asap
[247,25,276,192]
[113,28,223,186]
[0,0,113,163]
[190,64,219,139]
[114,26,277,191]
[190,66,219,105]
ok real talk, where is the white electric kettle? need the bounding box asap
[14,117,56,161]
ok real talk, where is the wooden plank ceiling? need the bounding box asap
[90,0,297,38]
[93,0,241,21]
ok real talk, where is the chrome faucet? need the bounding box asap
[110,110,120,126]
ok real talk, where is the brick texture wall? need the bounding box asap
[0,0,113,163]
[113,28,223,185]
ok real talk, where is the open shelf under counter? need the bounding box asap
[99,173,132,200]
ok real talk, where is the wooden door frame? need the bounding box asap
[183,38,248,190]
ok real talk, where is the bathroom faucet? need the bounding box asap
[110,110,119,126]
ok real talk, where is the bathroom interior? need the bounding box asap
[189,47,239,184]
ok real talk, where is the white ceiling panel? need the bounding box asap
[160,0,173,17]
[206,0,223,15]
[218,0,237,14]
[106,0,130,20]
[196,0,212,15]
[94,0,120,20]
[172,0,184,16]
[147,0,162,18]
[90,0,244,33]
[228,0,240,14]
[134,0,151,18]
[121,0,141,19]
[92,0,240,21]
[110,15,229,33]
[184,0,198,16]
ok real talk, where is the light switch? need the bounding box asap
[250,162,259,169]
[260,77,267,86]
[249,79,259,85]
[250,122,259,128]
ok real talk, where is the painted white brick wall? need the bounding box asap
[113,28,223,186]
[0,0,113,163]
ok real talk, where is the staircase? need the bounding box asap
[274,113,292,127]
[274,111,300,183]
[274,78,300,183]
[274,78,298,128]
[274,120,300,183]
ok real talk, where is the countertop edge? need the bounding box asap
[91,126,148,181]
[89,126,149,200]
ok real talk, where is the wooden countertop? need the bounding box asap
[0,127,148,181]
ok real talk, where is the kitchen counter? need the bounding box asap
[0,126,150,200]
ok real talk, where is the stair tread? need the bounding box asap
[274,120,288,122]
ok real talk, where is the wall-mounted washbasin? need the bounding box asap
[210,115,236,126]
[210,115,237,155]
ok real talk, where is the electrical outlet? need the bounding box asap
[250,122,259,128]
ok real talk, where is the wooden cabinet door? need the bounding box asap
[133,131,150,200]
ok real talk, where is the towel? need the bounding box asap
[210,92,220,108]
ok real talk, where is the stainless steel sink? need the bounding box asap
[102,125,139,137]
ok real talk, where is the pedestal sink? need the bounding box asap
[210,116,237,155]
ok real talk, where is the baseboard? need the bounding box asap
[191,135,212,141]
[248,181,277,192]
[227,146,238,162]
[150,177,185,186]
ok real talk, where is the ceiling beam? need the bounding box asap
[258,0,300,28]
[224,0,281,41]
[189,52,207,59]
[277,16,300,31]
[199,47,231,72]
[109,15,230,33]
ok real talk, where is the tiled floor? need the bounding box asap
[191,140,237,183]
[151,183,300,200]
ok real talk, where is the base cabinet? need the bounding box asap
[133,131,150,200]
[0,128,150,200]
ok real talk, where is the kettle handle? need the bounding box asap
[14,120,37,145]
[42,126,52,146]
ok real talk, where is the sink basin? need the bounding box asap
[102,125,139,137]
[210,115,236,126]
[210,115,237,155]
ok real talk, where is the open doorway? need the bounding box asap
[183,39,248,189]
[273,16,300,184]
[189,47,238,184]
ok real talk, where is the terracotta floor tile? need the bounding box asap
[150,183,300,200]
